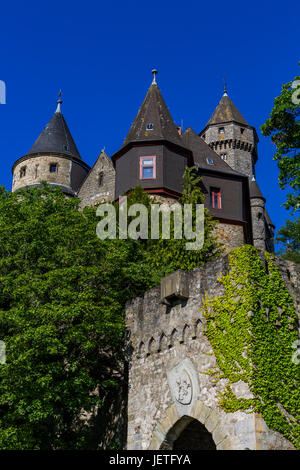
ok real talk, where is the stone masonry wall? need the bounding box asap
[125,254,299,450]
[213,222,245,253]
[78,150,115,208]
[202,123,256,178]
[12,155,73,192]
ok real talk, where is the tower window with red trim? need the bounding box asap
[140,156,156,180]
[210,187,222,209]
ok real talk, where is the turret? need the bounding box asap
[200,86,258,179]
[249,177,266,251]
[111,70,192,200]
[12,92,90,196]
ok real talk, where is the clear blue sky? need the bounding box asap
[0,0,299,249]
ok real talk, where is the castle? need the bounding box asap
[11,71,274,254]
[11,73,300,451]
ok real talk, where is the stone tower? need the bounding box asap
[249,177,266,251]
[200,87,258,179]
[12,92,90,196]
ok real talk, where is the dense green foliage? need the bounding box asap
[261,65,300,213]
[127,168,221,276]
[0,169,219,449]
[0,185,156,449]
[261,65,300,262]
[276,218,300,263]
[202,245,300,448]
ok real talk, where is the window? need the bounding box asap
[50,163,57,173]
[20,166,26,178]
[218,127,225,134]
[240,128,245,135]
[220,153,227,161]
[140,156,156,180]
[202,134,206,140]
[99,171,104,187]
[63,145,69,151]
[206,157,214,165]
[35,164,39,179]
[146,123,154,130]
[210,187,222,209]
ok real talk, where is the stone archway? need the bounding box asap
[148,400,230,450]
[159,416,216,450]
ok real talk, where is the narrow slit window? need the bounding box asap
[99,171,104,187]
[210,187,222,209]
[20,166,26,178]
[140,156,156,180]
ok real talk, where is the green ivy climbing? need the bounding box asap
[201,245,300,448]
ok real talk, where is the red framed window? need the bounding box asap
[139,156,156,180]
[210,187,222,209]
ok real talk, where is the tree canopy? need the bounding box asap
[0,170,219,449]
[261,65,300,262]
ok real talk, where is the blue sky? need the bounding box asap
[0,0,299,249]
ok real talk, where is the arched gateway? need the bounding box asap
[160,416,216,450]
[126,261,297,451]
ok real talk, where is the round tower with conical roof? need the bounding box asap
[200,88,258,179]
[249,176,266,251]
[12,92,90,196]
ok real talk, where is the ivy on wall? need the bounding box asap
[201,245,300,448]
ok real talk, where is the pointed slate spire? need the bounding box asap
[249,176,265,201]
[122,69,182,148]
[26,92,81,159]
[206,87,249,127]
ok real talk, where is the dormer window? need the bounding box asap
[20,166,26,178]
[146,123,154,131]
[63,145,69,151]
[140,156,156,180]
[218,127,225,134]
[210,187,222,209]
[50,163,57,173]
[206,158,214,165]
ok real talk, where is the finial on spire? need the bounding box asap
[152,69,158,85]
[223,75,228,96]
[55,89,63,113]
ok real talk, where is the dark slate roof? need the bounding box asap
[181,127,243,176]
[26,110,81,159]
[249,178,266,200]
[122,83,183,147]
[206,93,249,127]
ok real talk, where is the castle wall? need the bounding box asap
[78,150,115,208]
[213,222,245,253]
[125,255,299,450]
